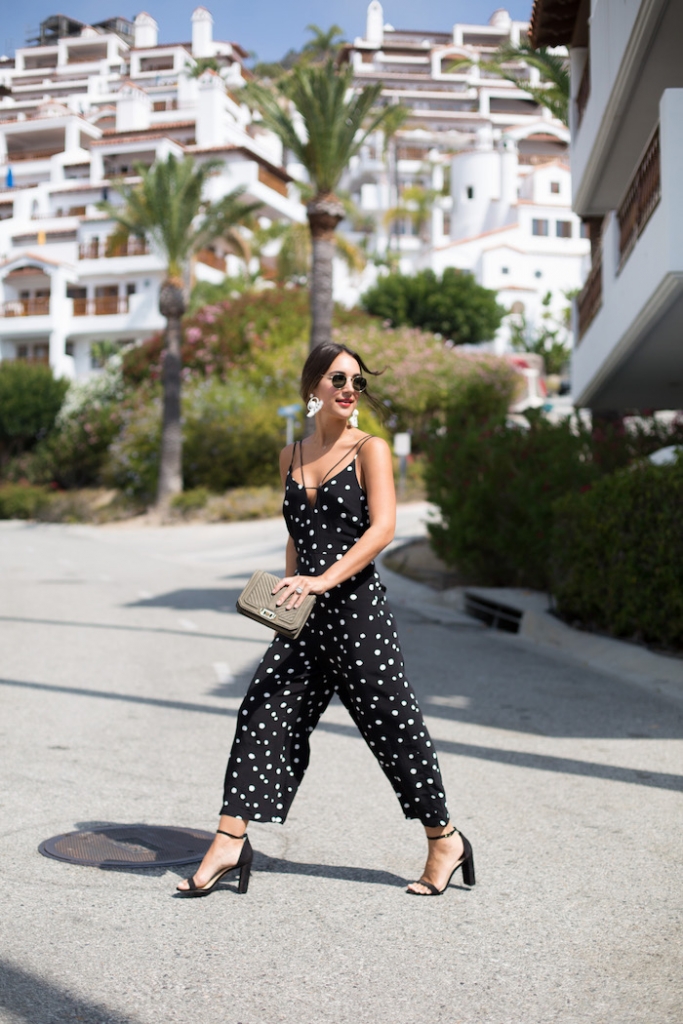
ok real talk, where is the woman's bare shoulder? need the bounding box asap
[358,435,391,459]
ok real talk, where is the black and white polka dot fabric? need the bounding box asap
[221,437,450,827]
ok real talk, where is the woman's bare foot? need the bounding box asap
[176,819,247,892]
[406,826,465,895]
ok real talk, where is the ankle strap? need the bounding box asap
[217,828,247,840]
[428,826,458,841]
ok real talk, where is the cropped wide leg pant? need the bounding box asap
[221,581,450,827]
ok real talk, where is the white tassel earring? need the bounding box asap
[349,408,359,428]
[306,394,323,418]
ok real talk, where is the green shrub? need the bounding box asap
[0,362,68,465]
[361,268,505,344]
[104,380,286,500]
[551,461,683,648]
[27,402,123,488]
[0,483,51,519]
[182,380,284,491]
[102,393,162,500]
[426,402,598,589]
[170,487,210,514]
[4,357,127,488]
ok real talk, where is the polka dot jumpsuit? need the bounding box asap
[221,436,450,827]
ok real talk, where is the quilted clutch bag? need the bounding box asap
[236,570,316,640]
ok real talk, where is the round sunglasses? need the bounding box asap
[326,372,367,393]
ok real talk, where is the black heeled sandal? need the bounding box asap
[407,826,475,896]
[176,829,253,897]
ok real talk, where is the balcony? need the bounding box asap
[576,255,602,342]
[196,249,226,272]
[257,166,288,198]
[617,127,661,270]
[78,238,149,259]
[572,89,683,410]
[5,148,63,163]
[0,297,51,317]
[73,296,129,316]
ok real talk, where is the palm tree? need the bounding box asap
[450,43,569,126]
[384,185,440,245]
[100,153,260,507]
[301,24,346,63]
[246,61,394,350]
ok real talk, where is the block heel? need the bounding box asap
[407,826,476,896]
[176,829,253,897]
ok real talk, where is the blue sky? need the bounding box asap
[3,2,533,62]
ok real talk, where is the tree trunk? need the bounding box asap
[156,280,186,508]
[307,193,344,352]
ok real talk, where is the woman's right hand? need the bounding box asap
[272,574,330,611]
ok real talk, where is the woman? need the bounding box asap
[177,342,474,897]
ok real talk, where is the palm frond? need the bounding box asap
[98,155,258,279]
[334,233,366,273]
[246,61,394,195]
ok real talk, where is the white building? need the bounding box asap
[425,123,589,350]
[531,0,683,410]
[0,9,303,378]
[341,4,589,350]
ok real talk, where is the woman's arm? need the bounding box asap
[274,437,396,609]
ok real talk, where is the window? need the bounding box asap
[534,270,543,278]
[466,186,474,200]
[532,219,549,236]
[501,267,509,275]
[556,220,572,238]
[510,301,525,315]
[65,342,75,357]
[580,221,590,239]
[550,181,560,194]
[126,283,137,296]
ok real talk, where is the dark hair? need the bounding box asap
[300,342,384,414]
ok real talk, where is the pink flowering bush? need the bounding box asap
[333,322,516,444]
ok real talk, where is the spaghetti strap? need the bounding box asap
[355,434,375,457]
[297,441,308,491]
[319,435,373,487]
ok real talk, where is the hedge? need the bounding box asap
[0,362,68,464]
[426,399,598,590]
[551,461,683,649]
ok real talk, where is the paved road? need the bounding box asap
[0,507,681,1024]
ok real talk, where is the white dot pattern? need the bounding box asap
[221,439,450,827]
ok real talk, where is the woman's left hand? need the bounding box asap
[272,574,329,610]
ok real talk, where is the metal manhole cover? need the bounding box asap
[38,825,214,867]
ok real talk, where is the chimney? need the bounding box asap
[196,70,224,147]
[116,82,152,132]
[134,12,158,49]
[192,7,214,58]
[366,1,384,46]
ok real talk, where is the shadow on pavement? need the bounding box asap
[0,959,144,1024]
[2,676,681,793]
[395,611,683,741]
[0,613,264,645]
[168,855,412,895]
[125,587,242,612]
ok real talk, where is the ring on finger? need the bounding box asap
[295,586,303,594]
